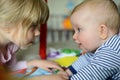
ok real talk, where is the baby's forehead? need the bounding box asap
[73,5,110,20]
[73,0,115,15]
[71,0,120,33]
[72,6,100,21]
[71,8,106,27]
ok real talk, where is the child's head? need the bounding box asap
[70,0,120,53]
[0,0,49,49]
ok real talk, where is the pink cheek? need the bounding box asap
[77,36,82,41]
[28,34,34,40]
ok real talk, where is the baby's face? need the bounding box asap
[70,9,103,53]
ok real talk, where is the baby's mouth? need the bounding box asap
[79,43,82,46]
[78,43,82,48]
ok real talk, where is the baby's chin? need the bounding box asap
[80,49,88,53]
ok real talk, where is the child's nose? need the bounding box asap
[35,29,40,36]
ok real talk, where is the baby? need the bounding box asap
[65,0,120,80]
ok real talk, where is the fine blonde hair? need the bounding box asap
[71,0,120,34]
[0,0,49,28]
[0,0,49,47]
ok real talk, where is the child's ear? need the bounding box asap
[99,24,108,40]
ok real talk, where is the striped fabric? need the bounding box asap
[68,34,120,80]
[69,52,94,73]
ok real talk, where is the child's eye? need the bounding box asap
[31,26,36,30]
[31,24,39,30]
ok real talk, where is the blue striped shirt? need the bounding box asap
[68,34,120,80]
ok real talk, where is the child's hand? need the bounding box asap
[65,68,73,76]
[27,72,69,80]
[42,73,68,80]
[27,59,63,72]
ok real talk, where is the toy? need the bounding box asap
[13,67,52,78]
[54,56,78,67]
[47,48,82,66]
[47,48,82,59]
[12,66,66,78]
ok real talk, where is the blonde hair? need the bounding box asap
[0,0,49,27]
[0,0,49,48]
[71,0,120,34]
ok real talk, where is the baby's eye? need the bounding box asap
[77,28,81,32]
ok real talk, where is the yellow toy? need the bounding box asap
[54,56,78,67]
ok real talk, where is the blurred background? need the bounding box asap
[17,0,120,62]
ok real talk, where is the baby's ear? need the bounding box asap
[99,24,108,40]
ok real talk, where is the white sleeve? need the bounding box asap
[11,61,27,71]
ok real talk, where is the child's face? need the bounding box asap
[71,9,103,53]
[10,22,40,49]
[24,23,40,49]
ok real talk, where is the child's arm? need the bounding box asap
[27,59,63,72]
[24,72,68,80]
